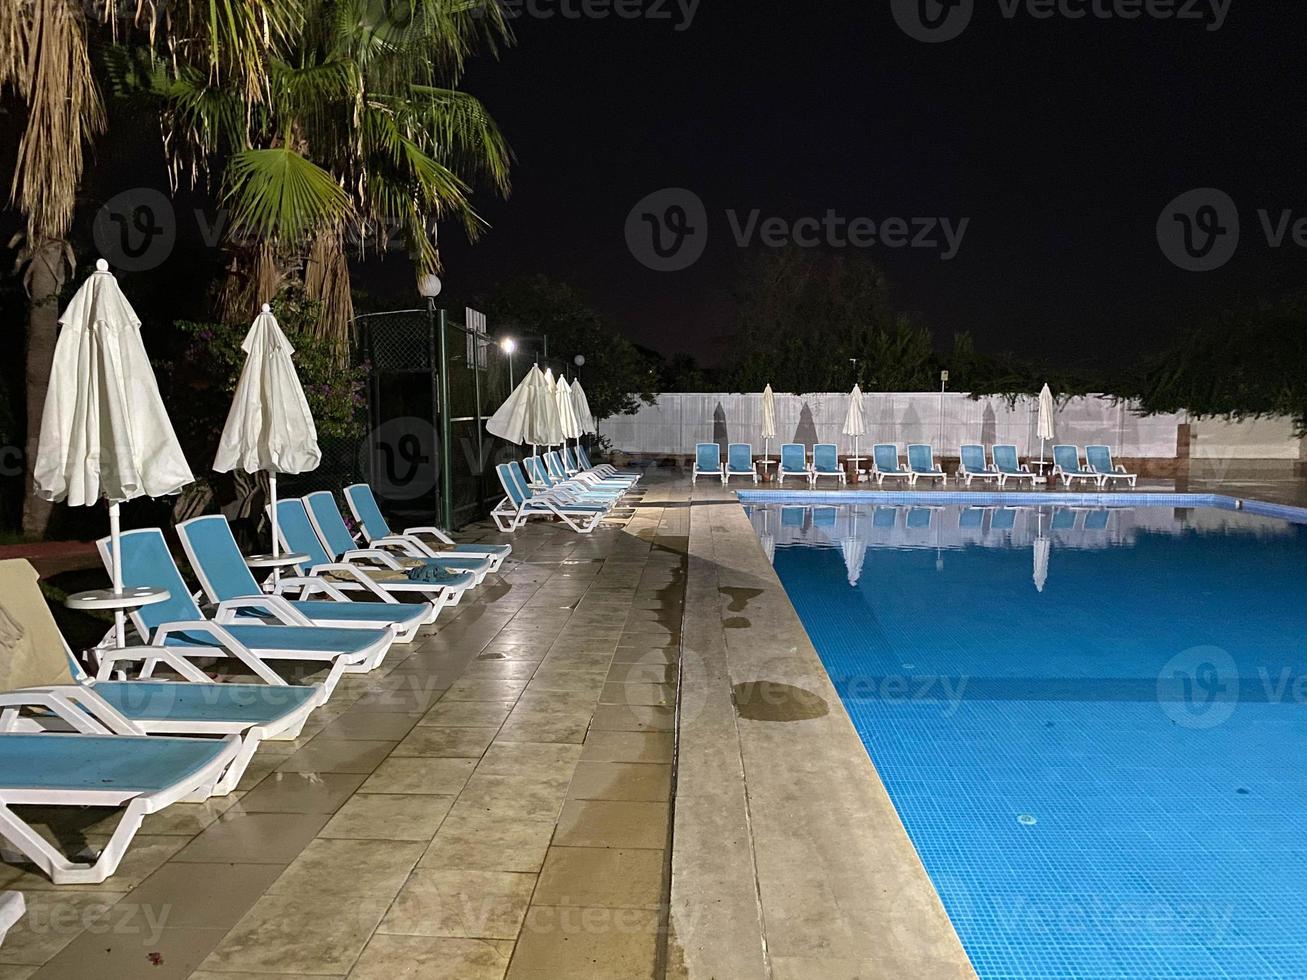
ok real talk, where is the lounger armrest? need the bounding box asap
[214,595,315,627]
[307,563,400,603]
[94,645,215,683]
[149,621,288,686]
[276,576,351,601]
[0,689,127,735]
[371,535,429,558]
[403,525,454,545]
[344,548,405,570]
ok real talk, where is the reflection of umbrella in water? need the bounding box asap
[760,508,775,564]
[841,509,867,586]
[1033,509,1050,593]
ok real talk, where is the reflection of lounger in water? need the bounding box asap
[990,508,1017,532]
[1083,509,1110,531]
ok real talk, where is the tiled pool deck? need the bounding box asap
[3,481,685,980]
[7,460,1307,979]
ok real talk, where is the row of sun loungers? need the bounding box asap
[693,443,1138,489]
[0,483,510,886]
[493,445,643,533]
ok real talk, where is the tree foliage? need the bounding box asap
[483,275,656,421]
[727,247,938,393]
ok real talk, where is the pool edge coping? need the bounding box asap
[669,479,979,980]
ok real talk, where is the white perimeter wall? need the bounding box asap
[1190,415,1303,461]
[600,392,1189,458]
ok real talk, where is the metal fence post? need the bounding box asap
[436,308,455,531]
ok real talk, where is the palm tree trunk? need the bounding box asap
[21,240,65,537]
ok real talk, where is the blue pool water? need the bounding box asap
[747,500,1307,980]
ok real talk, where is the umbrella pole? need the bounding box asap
[109,501,126,648]
[270,472,280,589]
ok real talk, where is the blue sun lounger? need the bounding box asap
[305,492,491,585]
[546,451,638,494]
[811,444,846,486]
[778,444,811,486]
[958,445,1001,486]
[564,445,638,487]
[99,530,394,697]
[872,444,912,486]
[515,460,625,509]
[992,445,1036,487]
[344,484,511,572]
[0,559,320,800]
[491,462,611,533]
[692,443,723,484]
[177,515,428,643]
[0,732,241,883]
[724,444,758,485]
[577,445,640,483]
[527,457,626,502]
[1053,445,1101,489]
[907,445,947,486]
[1085,445,1137,488]
[273,499,468,618]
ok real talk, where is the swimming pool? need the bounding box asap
[743,494,1307,980]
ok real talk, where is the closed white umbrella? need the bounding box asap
[843,385,866,479]
[487,369,536,446]
[1036,383,1055,468]
[33,258,195,646]
[213,304,321,576]
[556,377,582,441]
[539,368,563,448]
[571,380,597,436]
[761,384,776,462]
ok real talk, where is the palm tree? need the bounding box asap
[158,0,513,356]
[2,0,301,535]
[2,0,105,535]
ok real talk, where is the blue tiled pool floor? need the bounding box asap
[752,502,1307,979]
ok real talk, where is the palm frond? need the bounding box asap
[224,147,353,244]
[2,0,106,248]
[406,85,510,193]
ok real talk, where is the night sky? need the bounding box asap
[412,0,1307,368]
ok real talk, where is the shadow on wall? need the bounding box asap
[981,403,997,447]
[793,402,819,449]
[901,402,922,446]
[714,402,728,454]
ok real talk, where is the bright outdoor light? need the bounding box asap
[417,273,442,298]
[501,338,517,354]
[574,355,586,367]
